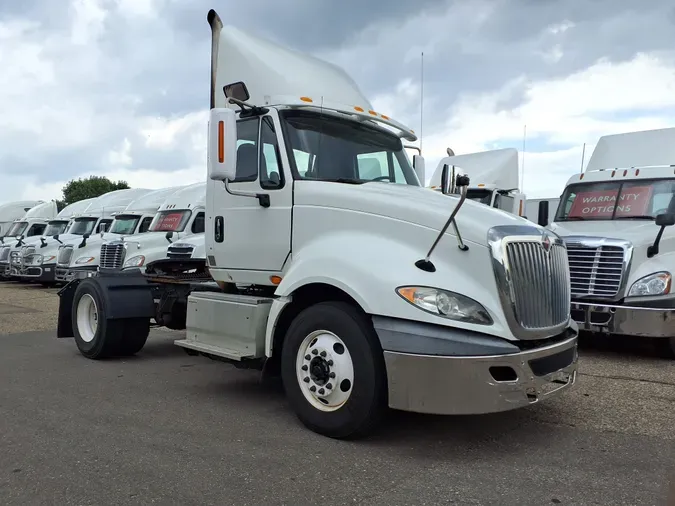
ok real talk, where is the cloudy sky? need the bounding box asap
[1,0,674,203]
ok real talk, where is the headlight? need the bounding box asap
[123,255,145,268]
[396,286,493,325]
[74,256,96,265]
[628,272,671,297]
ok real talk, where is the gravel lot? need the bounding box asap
[1,280,674,505]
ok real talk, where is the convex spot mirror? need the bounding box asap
[208,107,238,182]
[655,212,675,227]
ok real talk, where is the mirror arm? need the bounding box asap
[647,226,667,258]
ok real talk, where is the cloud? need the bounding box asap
[1,0,675,206]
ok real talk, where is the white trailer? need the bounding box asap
[55,11,578,440]
[541,127,675,357]
[429,148,527,217]
[61,186,185,280]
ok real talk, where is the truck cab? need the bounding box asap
[46,189,152,283]
[55,10,578,440]
[542,127,675,357]
[0,200,46,238]
[16,198,96,284]
[0,201,58,277]
[429,148,527,217]
[94,182,206,273]
[62,186,185,280]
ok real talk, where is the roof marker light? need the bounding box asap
[368,110,377,116]
[354,106,364,112]
[300,96,313,102]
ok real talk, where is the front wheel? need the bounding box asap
[280,301,388,439]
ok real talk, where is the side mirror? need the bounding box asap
[83,233,90,239]
[538,201,550,227]
[647,213,675,258]
[412,155,425,185]
[655,212,675,227]
[208,107,238,182]
[165,231,174,243]
[440,164,449,195]
[223,81,250,102]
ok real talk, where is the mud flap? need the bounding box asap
[56,270,156,338]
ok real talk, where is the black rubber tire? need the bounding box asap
[116,318,151,357]
[655,337,675,359]
[72,280,124,360]
[280,301,388,440]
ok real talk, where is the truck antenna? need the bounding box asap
[420,51,424,154]
[521,124,526,193]
[580,142,586,173]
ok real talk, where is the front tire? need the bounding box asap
[72,281,124,359]
[280,301,387,439]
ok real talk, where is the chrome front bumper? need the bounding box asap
[383,335,578,415]
[571,301,675,338]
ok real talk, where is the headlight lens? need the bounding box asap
[396,286,493,325]
[74,256,95,265]
[123,255,145,268]
[628,272,671,297]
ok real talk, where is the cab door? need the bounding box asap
[208,110,292,279]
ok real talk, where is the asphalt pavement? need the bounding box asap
[1,327,674,506]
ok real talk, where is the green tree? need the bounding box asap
[60,176,130,209]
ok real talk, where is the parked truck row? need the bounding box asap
[2,9,672,441]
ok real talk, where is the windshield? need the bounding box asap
[149,210,192,232]
[278,110,419,185]
[466,189,494,205]
[110,215,140,235]
[68,218,98,235]
[44,221,69,236]
[556,179,675,221]
[7,221,28,237]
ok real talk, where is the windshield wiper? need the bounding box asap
[613,215,654,220]
[320,177,365,185]
[561,217,587,221]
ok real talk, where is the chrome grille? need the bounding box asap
[0,246,10,262]
[505,241,571,330]
[564,242,626,298]
[100,242,126,270]
[57,246,73,266]
[167,243,195,260]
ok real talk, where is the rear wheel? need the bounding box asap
[280,301,387,439]
[117,319,151,356]
[72,281,124,359]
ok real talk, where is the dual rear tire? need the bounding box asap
[72,281,150,359]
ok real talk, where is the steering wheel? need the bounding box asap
[371,175,391,182]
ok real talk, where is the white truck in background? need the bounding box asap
[61,186,185,280]
[429,148,527,218]
[92,182,207,274]
[9,199,96,284]
[0,200,46,237]
[52,188,152,282]
[540,127,675,357]
[0,201,58,277]
[55,11,578,440]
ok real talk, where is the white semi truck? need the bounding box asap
[0,201,58,277]
[61,186,185,280]
[86,182,207,275]
[55,11,578,439]
[53,188,152,282]
[429,148,527,218]
[0,200,46,238]
[8,199,96,283]
[540,127,675,357]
